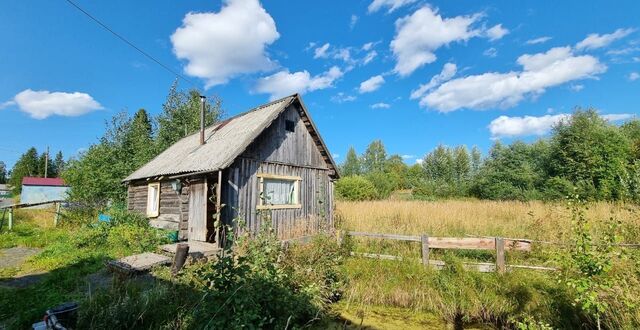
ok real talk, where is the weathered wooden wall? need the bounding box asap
[221,103,335,238]
[127,180,190,239]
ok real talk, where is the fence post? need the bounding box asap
[495,237,505,274]
[8,207,13,231]
[421,234,429,266]
[54,202,61,227]
[336,230,344,247]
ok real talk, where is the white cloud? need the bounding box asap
[415,158,424,164]
[359,75,385,93]
[526,36,552,45]
[575,28,635,50]
[334,48,352,62]
[410,62,457,100]
[401,154,415,159]
[570,84,584,92]
[0,100,16,110]
[314,43,331,59]
[489,114,569,138]
[489,113,634,138]
[368,0,417,13]
[629,72,639,81]
[254,66,343,100]
[483,47,498,57]
[419,46,607,112]
[333,153,340,159]
[391,6,482,76]
[10,89,102,119]
[362,42,375,51]
[331,92,357,103]
[363,50,378,65]
[602,113,634,121]
[350,15,359,29]
[371,102,391,109]
[486,24,509,41]
[170,0,279,87]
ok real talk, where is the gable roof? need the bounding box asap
[124,94,338,182]
[22,177,67,187]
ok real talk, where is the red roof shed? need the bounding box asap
[21,177,68,187]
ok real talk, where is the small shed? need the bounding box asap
[123,94,339,245]
[20,177,69,205]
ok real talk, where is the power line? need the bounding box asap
[63,0,200,90]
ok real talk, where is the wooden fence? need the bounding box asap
[340,231,556,273]
[0,200,64,231]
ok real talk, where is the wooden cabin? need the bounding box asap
[123,94,339,245]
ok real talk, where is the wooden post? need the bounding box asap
[495,237,505,274]
[54,202,61,227]
[172,243,190,276]
[421,234,430,266]
[8,207,13,231]
[215,171,223,247]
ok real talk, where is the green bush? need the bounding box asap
[335,176,377,201]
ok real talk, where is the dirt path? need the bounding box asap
[0,247,42,269]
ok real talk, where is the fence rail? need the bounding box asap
[341,231,553,273]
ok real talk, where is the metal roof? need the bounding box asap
[22,177,67,186]
[124,95,305,182]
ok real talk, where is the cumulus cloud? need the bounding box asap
[171,0,280,87]
[629,72,639,81]
[7,89,102,119]
[368,0,417,13]
[314,43,331,59]
[489,113,634,138]
[371,102,391,109]
[254,66,343,100]
[486,24,509,41]
[331,92,357,103]
[359,75,385,93]
[418,46,607,112]
[526,36,552,45]
[410,62,457,100]
[391,6,482,76]
[575,28,635,50]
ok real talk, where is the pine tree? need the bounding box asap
[127,108,155,168]
[471,145,482,176]
[53,151,65,177]
[341,146,361,176]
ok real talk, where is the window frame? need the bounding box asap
[146,182,160,217]
[256,173,302,209]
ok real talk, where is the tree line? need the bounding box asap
[336,109,640,202]
[5,148,66,195]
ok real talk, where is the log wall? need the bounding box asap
[127,180,190,239]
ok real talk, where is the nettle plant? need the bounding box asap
[560,195,622,330]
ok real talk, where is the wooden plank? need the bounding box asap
[496,237,506,274]
[421,234,429,266]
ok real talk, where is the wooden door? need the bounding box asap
[188,178,207,241]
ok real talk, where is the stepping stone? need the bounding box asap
[107,252,171,273]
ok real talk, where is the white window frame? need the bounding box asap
[257,173,301,209]
[146,182,160,217]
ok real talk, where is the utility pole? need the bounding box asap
[44,146,49,178]
[199,95,206,145]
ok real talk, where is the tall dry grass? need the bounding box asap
[336,199,640,242]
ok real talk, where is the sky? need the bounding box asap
[1,0,639,170]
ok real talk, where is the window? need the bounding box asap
[285,120,295,132]
[257,174,301,209]
[146,182,160,217]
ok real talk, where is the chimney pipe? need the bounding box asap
[199,95,206,145]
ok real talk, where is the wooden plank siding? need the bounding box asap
[127,180,190,239]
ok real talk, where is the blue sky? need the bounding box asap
[1,0,639,169]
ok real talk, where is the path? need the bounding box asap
[0,247,42,269]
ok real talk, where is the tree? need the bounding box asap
[8,147,39,195]
[423,144,454,183]
[157,81,222,152]
[0,161,6,184]
[53,151,65,177]
[549,109,631,200]
[341,146,361,176]
[470,146,482,177]
[453,145,471,183]
[127,108,155,168]
[361,140,387,174]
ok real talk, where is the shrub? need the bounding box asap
[335,176,377,201]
